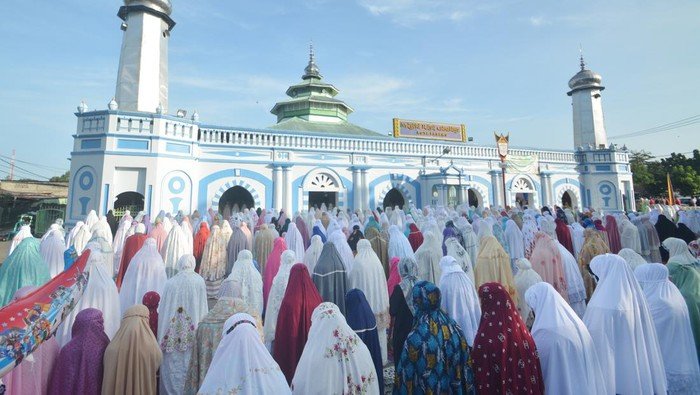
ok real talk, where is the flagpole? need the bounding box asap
[667,173,674,204]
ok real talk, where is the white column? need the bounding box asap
[282,167,292,213]
[539,173,549,207]
[352,168,361,212]
[361,169,369,211]
[272,165,282,210]
[490,170,501,208]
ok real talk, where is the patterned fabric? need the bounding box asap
[160,306,195,353]
[472,282,544,394]
[577,229,610,298]
[394,281,475,394]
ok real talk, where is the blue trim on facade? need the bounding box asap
[292,175,304,212]
[368,173,421,209]
[146,185,153,214]
[166,142,191,154]
[116,139,149,150]
[102,184,110,215]
[81,138,101,149]
[197,169,272,213]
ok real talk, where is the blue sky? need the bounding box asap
[1,0,698,179]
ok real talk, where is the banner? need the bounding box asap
[393,118,466,142]
[0,251,90,378]
[506,155,539,174]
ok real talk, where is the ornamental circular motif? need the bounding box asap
[79,172,94,191]
[168,176,185,194]
[598,184,612,195]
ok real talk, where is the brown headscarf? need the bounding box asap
[365,227,389,277]
[577,229,610,298]
[102,305,163,395]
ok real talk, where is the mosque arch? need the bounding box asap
[555,183,581,210]
[218,186,255,217]
[382,187,406,209]
[113,191,145,216]
[375,174,416,210]
[211,179,262,214]
[467,188,482,208]
[303,168,345,210]
[510,175,538,208]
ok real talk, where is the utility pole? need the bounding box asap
[9,149,15,181]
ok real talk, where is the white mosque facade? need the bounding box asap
[66,0,635,225]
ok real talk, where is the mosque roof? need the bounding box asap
[268,117,382,137]
[567,54,604,95]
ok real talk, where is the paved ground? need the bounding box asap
[0,240,9,262]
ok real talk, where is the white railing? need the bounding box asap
[198,127,578,163]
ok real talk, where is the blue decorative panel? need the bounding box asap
[595,165,611,171]
[81,138,101,149]
[166,142,191,154]
[117,139,149,150]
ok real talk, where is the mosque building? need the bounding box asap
[65,0,635,225]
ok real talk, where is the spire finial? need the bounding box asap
[579,44,586,71]
[309,41,315,63]
[303,41,322,80]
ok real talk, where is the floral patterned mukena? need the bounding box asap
[161,306,195,353]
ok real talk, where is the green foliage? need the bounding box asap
[632,149,700,197]
[49,171,70,183]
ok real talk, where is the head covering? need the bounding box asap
[618,248,648,270]
[666,257,700,362]
[474,235,518,304]
[184,300,265,394]
[118,238,167,314]
[407,223,423,252]
[583,254,667,394]
[142,291,160,336]
[513,258,543,326]
[414,231,443,284]
[386,256,401,298]
[578,228,610,297]
[345,289,385,393]
[349,239,390,364]
[273,264,323,384]
[525,282,608,394]
[445,236,474,284]
[387,225,415,262]
[219,250,263,315]
[102,305,163,395]
[47,308,110,395]
[504,219,524,262]
[312,242,349,315]
[302,234,323,274]
[262,237,287,308]
[395,281,475,394]
[472,282,545,394]
[115,231,149,287]
[529,232,569,301]
[148,221,168,253]
[161,224,192,278]
[263,250,296,350]
[226,224,250,275]
[9,224,33,256]
[0,238,50,306]
[328,229,355,273]
[664,237,699,266]
[199,225,229,298]
[157,254,209,394]
[55,243,120,347]
[635,263,700,393]
[192,221,210,270]
[555,217,575,256]
[40,229,65,278]
[283,222,306,263]
[439,255,481,346]
[253,224,278,273]
[198,313,290,394]
[291,303,379,394]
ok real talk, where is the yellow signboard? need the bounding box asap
[392,118,466,142]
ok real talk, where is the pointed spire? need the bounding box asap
[303,42,322,80]
[579,44,586,71]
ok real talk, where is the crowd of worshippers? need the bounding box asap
[1,202,700,394]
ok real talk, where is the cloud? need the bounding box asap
[356,0,482,26]
[528,16,549,27]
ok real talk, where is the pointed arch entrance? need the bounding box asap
[561,190,574,208]
[382,188,405,209]
[113,191,144,216]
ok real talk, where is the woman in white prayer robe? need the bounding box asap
[513,257,543,326]
[569,221,586,259]
[198,313,291,395]
[583,253,667,395]
[161,223,192,278]
[263,250,296,352]
[40,228,66,278]
[635,263,700,394]
[349,239,390,364]
[90,216,114,246]
[414,231,443,284]
[284,222,306,263]
[219,250,264,316]
[158,254,209,395]
[620,216,642,255]
[556,241,587,318]
[525,282,609,395]
[388,224,416,262]
[291,302,379,395]
[72,222,92,254]
[55,236,120,347]
[118,237,167,314]
[302,235,324,274]
[457,218,479,266]
[504,219,525,267]
[619,248,649,270]
[439,255,481,346]
[444,236,475,285]
[324,229,351,268]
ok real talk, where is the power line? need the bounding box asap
[0,158,50,180]
[0,162,48,180]
[0,154,67,172]
[609,114,700,139]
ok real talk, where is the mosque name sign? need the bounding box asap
[392,118,466,142]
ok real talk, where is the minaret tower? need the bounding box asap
[567,53,607,149]
[115,0,175,113]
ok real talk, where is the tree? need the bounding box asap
[49,171,70,183]
[632,150,700,198]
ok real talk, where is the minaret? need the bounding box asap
[115,0,175,113]
[567,53,607,149]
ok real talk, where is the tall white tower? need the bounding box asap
[568,55,607,149]
[115,0,175,113]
